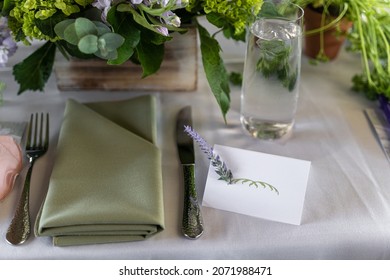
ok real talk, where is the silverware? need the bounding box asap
[365,108,390,163]
[175,106,204,239]
[6,113,49,245]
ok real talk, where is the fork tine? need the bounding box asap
[33,113,38,148]
[45,113,49,149]
[26,114,33,149]
[39,113,43,148]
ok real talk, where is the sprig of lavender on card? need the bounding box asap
[184,125,233,184]
[184,126,279,195]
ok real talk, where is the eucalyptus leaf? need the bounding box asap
[55,19,75,39]
[75,17,98,39]
[93,21,111,36]
[63,23,79,45]
[78,34,98,54]
[100,33,125,51]
[95,49,118,60]
[57,40,95,59]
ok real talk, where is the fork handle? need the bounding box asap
[6,163,34,245]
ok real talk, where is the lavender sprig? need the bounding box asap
[184,125,233,184]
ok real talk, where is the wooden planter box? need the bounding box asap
[55,28,198,91]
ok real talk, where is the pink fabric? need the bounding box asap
[0,135,23,200]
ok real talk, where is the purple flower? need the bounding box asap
[92,0,111,22]
[0,17,17,67]
[162,11,181,27]
[184,125,233,183]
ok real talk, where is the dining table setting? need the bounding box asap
[1,33,390,260]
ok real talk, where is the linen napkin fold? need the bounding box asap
[34,96,164,246]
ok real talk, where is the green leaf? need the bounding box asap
[100,33,125,51]
[136,40,164,77]
[78,34,98,54]
[117,3,164,35]
[63,23,79,45]
[57,40,95,59]
[205,12,227,29]
[54,19,75,39]
[74,0,93,6]
[93,21,111,36]
[95,49,118,60]
[75,17,98,39]
[1,0,13,14]
[229,71,243,86]
[259,1,281,17]
[197,22,230,122]
[34,12,67,39]
[107,7,141,65]
[13,41,56,95]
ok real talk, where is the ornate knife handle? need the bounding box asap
[182,164,204,239]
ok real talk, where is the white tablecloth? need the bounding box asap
[1,38,390,260]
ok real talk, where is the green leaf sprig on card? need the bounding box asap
[230,178,279,194]
[1,0,265,122]
[184,126,279,195]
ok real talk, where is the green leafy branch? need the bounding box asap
[54,18,125,60]
[256,39,297,91]
[231,178,279,195]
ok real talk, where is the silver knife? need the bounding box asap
[176,106,204,239]
[365,108,390,163]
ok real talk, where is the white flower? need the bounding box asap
[162,11,181,27]
[155,26,169,36]
[0,49,8,67]
[92,0,111,22]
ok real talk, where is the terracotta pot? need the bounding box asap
[303,6,353,60]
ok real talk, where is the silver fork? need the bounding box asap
[6,113,49,245]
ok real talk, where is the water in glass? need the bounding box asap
[240,17,302,139]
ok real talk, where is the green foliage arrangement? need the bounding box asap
[292,0,390,100]
[0,0,264,121]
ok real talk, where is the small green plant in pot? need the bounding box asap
[293,0,390,103]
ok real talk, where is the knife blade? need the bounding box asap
[176,106,204,239]
[365,108,390,163]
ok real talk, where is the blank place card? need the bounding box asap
[202,145,311,225]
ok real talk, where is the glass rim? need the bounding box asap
[258,1,305,22]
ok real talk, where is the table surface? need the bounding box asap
[1,36,390,260]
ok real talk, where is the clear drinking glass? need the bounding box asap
[240,1,304,139]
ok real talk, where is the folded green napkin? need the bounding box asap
[34,96,164,246]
